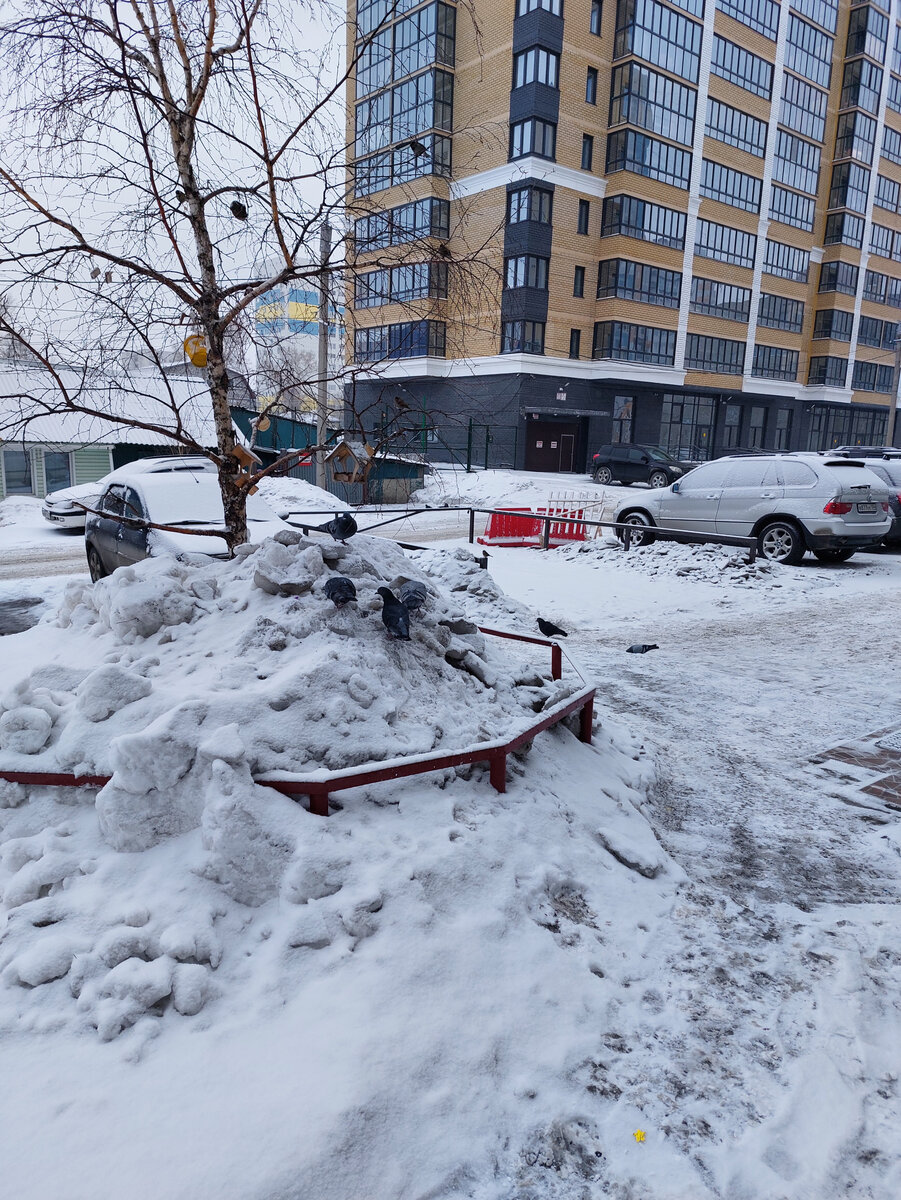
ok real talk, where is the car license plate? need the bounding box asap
[46,513,63,522]
[857,503,877,513]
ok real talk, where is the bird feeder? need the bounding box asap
[324,437,374,484]
[229,443,262,493]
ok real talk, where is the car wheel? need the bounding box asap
[617,511,656,547]
[648,470,670,488]
[593,466,613,485]
[812,548,855,563]
[758,520,805,565]
[87,545,108,582]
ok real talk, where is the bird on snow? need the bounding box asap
[537,618,568,638]
[398,580,427,613]
[320,511,358,543]
[324,576,357,607]
[377,587,410,640]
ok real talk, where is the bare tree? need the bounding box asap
[0,0,356,547]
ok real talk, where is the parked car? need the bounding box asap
[85,472,288,581]
[613,453,891,564]
[859,457,901,545]
[42,455,216,530]
[589,444,698,487]
[829,445,901,458]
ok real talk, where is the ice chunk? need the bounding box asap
[0,705,53,754]
[286,905,331,950]
[75,666,153,723]
[171,963,209,1016]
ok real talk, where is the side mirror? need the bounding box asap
[671,481,680,493]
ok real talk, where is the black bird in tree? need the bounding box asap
[398,580,427,613]
[537,618,568,638]
[319,512,358,543]
[323,577,357,607]
[377,587,411,640]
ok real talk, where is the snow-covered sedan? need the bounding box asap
[42,455,216,530]
[84,471,288,580]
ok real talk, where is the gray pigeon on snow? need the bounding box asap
[377,587,410,640]
[324,576,357,607]
[398,580,427,613]
[321,511,357,542]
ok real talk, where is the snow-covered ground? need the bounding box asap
[0,480,900,1200]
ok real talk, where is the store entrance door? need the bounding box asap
[524,420,580,471]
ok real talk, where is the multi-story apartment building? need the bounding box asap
[346,0,901,471]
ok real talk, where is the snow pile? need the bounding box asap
[556,537,785,587]
[0,531,585,1042]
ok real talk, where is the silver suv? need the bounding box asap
[614,453,891,563]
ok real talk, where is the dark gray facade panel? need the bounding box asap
[500,287,550,323]
[509,81,560,125]
[512,10,564,53]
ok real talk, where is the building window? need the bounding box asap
[355,268,389,308]
[857,316,898,348]
[705,99,766,157]
[700,159,761,212]
[389,68,454,146]
[864,268,901,305]
[389,261,448,302]
[695,219,757,268]
[785,14,833,90]
[569,328,582,359]
[501,320,545,353]
[882,126,901,166]
[752,345,799,381]
[875,173,900,212]
[807,356,848,387]
[508,186,553,224]
[593,321,677,364]
[869,223,896,258]
[823,211,865,248]
[769,187,816,232]
[606,128,691,189]
[791,0,838,33]
[851,361,894,392]
[603,193,686,249]
[355,27,392,98]
[513,46,560,89]
[773,130,820,196]
[748,406,766,448]
[586,66,598,103]
[763,239,809,282]
[689,277,751,321]
[573,265,586,297]
[510,118,557,160]
[780,73,828,144]
[818,260,859,296]
[757,293,804,333]
[393,3,457,79]
[354,320,446,361]
[505,254,550,289]
[684,334,745,374]
[835,110,877,165]
[723,403,741,448]
[717,0,778,39]
[516,0,563,13]
[846,4,888,62]
[596,259,682,306]
[614,0,703,84]
[813,309,853,341]
[711,35,773,98]
[577,198,590,234]
[773,408,792,450]
[581,134,595,170]
[840,58,883,113]
[888,73,901,114]
[355,134,452,198]
[609,62,697,147]
[355,196,451,251]
[612,395,633,442]
[590,0,602,33]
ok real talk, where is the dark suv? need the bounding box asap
[590,444,697,488]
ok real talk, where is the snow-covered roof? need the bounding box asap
[0,367,224,449]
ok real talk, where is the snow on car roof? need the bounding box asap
[129,470,280,525]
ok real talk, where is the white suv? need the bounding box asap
[614,453,892,563]
[42,455,216,529]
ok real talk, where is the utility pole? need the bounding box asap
[316,220,332,491]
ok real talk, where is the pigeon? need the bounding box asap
[537,618,568,638]
[323,576,357,607]
[320,511,358,543]
[377,587,410,640]
[398,580,427,612]
[626,644,659,654]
